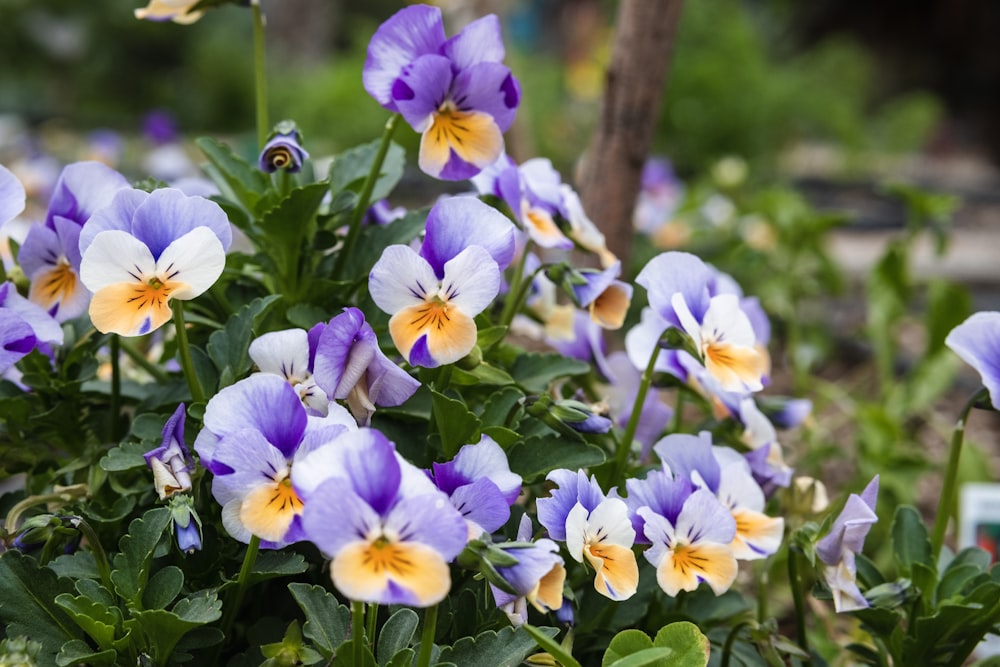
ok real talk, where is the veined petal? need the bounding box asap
[703,294,757,348]
[675,489,737,546]
[300,480,382,556]
[369,245,439,315]
[332,539,452,607]
[421,197,515,276]
[88,280,180,336]
[523,207,573,249]
[384,491,468,560]
[655,541,738,596]
[79,230,156,293]
[442,14,505,68]
[239,476,304,544]
[448,478,510,536]
[704,342,765,393]
[0,282,64,345]
[131,189,231,258]
[389,300,478,367]
[153,226,226,300]
[393,54,454,132]
[530,561,566,612]
[78,188,148,257]
[730,508,784,560]
[249,328,312,383]
[362,4,446,110]
[564,503,589,564]
[587,497,636,548]
[451,62,520,133]
[585,542,639,601]
[419,110,504,180]
[0,311,36,374]
[440,245,501,316]
[135,0,204,23]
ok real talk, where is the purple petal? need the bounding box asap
[0,164,25,227]
[78,188,149,257]
[0,310,37,374]
[421,197,516,276]
[946,311,1000,409]
[385,491,468,560]
[313,308,374,398]
[451,62,519,132]
[363,4,446,111]
[432,435,521,503]
[302,478,383,556]
[635,252,715,329]
[441,14,505,69]
[338,428,402,516]
[653,432,720,493]
[623,468,694,542]
[129,188,232,259]
[816,476,879,566]
[572,262,621,309]
[393,54,454,131]
[536,469,604,541]
[448,477,510,534]
[45,161,129,228]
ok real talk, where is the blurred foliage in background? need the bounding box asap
[0,0,942,178]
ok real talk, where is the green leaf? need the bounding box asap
[142,565,184,610]
[603,629,652,666]
[891,505,933,577]
[439,625,560,667]
[258,181,330,244]
[386,648,415,667]
[328,139,405,201]
[605,648,675,667]
[110,507,172,606]
[936,564,984,603]
[340,208,426,280]
[288,582,351,658]
[510,352,591,393]
[478,386,525,429]
[925,279,970,354]
[507,435,607,483]
[55,639,116,666]
[195,137,269,212]
[522,624,579,667]
[98,439,153,472]
[49,551,100,581]
[376,608,418,667]
[450,363,515,387]
[431,390,482,459]
[651,622,710,666]
[331,639,377,667]
[0,551,84,661]
[128,591,222,663]
[248,550,309,585]
[207,294,282,389]
[54,593,121,650]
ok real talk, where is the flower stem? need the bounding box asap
[221,535,261,636]
[931,387,989,558]
[351,600,365,665]
[416,604,438,667]
[614,336,662,482]
[108,334,121,442]
[720,621,750,667]
[788,545,809,656]
[71,516,113,596]
[118,338,170,382]
[250,0,269,149]
[334,114,400,279]
[171,301,205,405]
[365,603,379,648]
[498,243,533,330]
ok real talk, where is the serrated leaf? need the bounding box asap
[438,625,559,667]
[128,598,221,663]
[49,551,100,581]
[431,390,482,459]
[510,352,591,393]
[0,551,84,661]
[55,639,117,666]
[248,550,309,585]
[259,181,330,244]
[99,440,152,472]
[172,590,224,624]
[507,435,606,483]
[377,608,418,667]
[288,583,351,658]
[206,294,282,389]
[54,593,121,649]
[142,565,184,610]
[328,139,405,200]
[110,507,172,606]
[195,137,269,211]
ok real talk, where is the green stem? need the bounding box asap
[3,485,89,536]
[352,600,365,665]
[614,335,662,482]
[366,603,379,649]
[334,114,400,279]
[250,0,269,149]
[756,557,769,623]
[221,535,261,636]
[416,604,438,667]
[498,243,533,329]
[118,338,170,382]
[931,387,989,558]
[171,301,206,405]
[788,545,809,656]
[720,621,750,667]
[108,334,121,442]
[71,516,114,596]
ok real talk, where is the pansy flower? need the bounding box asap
[78,188,232,337]
[249,328,330,416]
[570,261,633,330]
[297,428,468,607]
[258,126,309,173]
[428,435,522,539]
[0,282,64,380]
[369,197,512,367]
[363,5,519,180]
[490,515,566,626]
[135,0,204,24]
[945,311,1000,409]
[536,469,638,601]
[816,476,879,612]
[17,161,129,321]
[144,403,194,500]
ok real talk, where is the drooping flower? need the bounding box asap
[428,435,522,539]
[570,261,633,330]
[945,311,1000,409]
[363,4,520,180]
[194,374,351,548]
[296,428,468,607]
[258,126,309,173]
[536,469,638,601]
[134,0,204,24]
[369,197,512,367]
[144,403,194,500]
[816,476,879,612]
[489,515,566,625]
[78,188,232,337]
[17,161,130,321]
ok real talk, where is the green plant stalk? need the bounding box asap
[221,535,261,636]
[334,114,400,279]
[71,516,114,596]
[251,0,269,149]
[109,334,121,442]
[788,545,809,656]
[171,301,206,405]
[366,602,379,650]
[614,336,662,482]
[3,485,89,536]
[118,338,171,382]
[416,604,438,667]
[931,387,989,558]
[498,242,533,329]
[720,621,750,667]
[352,600,365,665]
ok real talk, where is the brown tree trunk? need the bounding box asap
[576,0,685,269]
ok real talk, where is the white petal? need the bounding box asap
[155,226,225,299]
[369,245,439,315]
[587,497,635,549]
[79,230,156,292]
[249,329,311,381]
[702,294,756,347]
[439,245,500,316]
[564,502,588,563]
[671,292,702,349]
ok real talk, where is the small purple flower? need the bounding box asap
[144,403,194,500]
[0,282,63,379]
[816,476,879,612]
[946,311,1000,409]
[489,515,565,625]
[363,5,520,180]
[258,127,309,173]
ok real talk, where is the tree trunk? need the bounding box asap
[576,0,685,269]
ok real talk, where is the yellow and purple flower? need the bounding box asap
[78,187,232,337]
[363,4,520,180]
[369,196,513,367]
[296,428,468,607]
[134,0,204,24]
[489,515,566,626]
